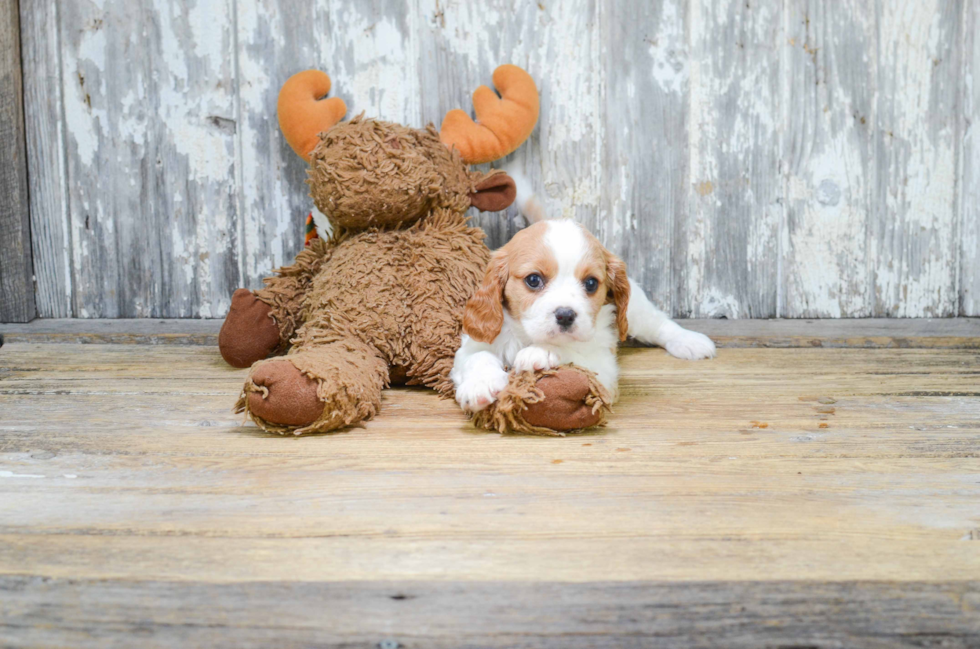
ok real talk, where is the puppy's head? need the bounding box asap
[464,220,630,344]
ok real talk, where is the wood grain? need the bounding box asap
[871,0,962,317]
[0,0,35,324]
[2,341,980,644]
[782,0,875,317]
[678,0,782,318]
[234,0,330,291]
[600,0,686,316]
[3,578,979,648]
[57,0,241,318]
[19,0,71,318]
[962,0,979,316]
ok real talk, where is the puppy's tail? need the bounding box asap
[505,166,547,224]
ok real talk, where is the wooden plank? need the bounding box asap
[235,0,324,291]
[962,1,980,315]
[678,0,783,318]
[59,0,240,318]
[0,0,35,324]
[599,0,686,316]
[415,0,600,249]
[782,0,876,317]
[684,320,980,349]
[3,578,977,649]
[0,318,222,345]
[871,0,961,316]
[1,317,978,348]
[236,0,421,290]
[20,0,72,318]
[320,0,421,124]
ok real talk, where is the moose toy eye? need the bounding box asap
[584,277,599,294]
[524,273,544,290]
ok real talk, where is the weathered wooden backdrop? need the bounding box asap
[1,0,35,323]
[15,0,980,319]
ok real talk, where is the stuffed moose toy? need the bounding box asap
[218,64,611,435]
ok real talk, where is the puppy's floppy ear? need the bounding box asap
[605,252,631,342]
[464,250,508,342]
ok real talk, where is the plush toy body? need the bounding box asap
[238,208,490,434]
[219,66,609,435]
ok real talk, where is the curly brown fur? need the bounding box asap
[253,237,334,350]
[291,208,490,397]
[308,116,480,229]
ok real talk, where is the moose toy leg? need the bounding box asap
[218,289,281,368]
[218,240,331,368]
[472,365,612,436]
[236,338,388,435]
[521,367,610,430]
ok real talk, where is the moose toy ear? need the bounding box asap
[470,173,516,212]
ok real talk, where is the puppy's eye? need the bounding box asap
[584,276,599,294]
[524,273,544,290]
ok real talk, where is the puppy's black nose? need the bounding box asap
[555,307,577,330]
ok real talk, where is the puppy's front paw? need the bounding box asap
[665,329,717,360]
[456,368,510,413]
[512,346,561,373]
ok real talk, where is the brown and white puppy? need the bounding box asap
[451,219,716,413]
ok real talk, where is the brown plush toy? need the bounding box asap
[219,65,611,435]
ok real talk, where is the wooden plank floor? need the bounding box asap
[1,327,979,647]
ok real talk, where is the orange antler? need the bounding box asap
[277,70,347,160]
[440,65,539,165]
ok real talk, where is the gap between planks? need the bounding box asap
[0,317,978,348]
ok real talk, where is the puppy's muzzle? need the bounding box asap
[555,307,577,331]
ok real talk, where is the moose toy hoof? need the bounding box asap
[522,367,604,431]
[219,289,282,368]
[246,360,323,427]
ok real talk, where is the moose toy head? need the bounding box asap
[276,65,540,229]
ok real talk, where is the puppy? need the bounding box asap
[452,219,716,413]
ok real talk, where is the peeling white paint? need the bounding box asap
[64,20,107,168]
[235,0,277,284]
[873,0,959,317]
[330,10,421,123]
[698,287,741,319]
[962,4,980,316]
[649,1,687,95]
